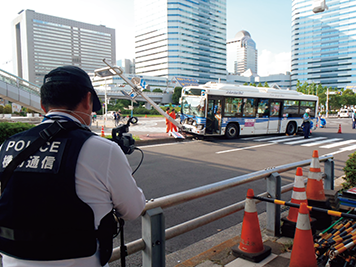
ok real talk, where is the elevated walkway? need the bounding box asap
[0,69,42,114]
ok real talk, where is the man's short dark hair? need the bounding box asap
[41,80,91,111]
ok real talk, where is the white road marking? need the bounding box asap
[271,136,305,143]
[301,138,342,147]
[255,135,296,142]
[283,137,326,145]
[320,140,356,149]
[216,143,274,154]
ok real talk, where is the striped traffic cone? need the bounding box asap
[306,150,325,201]
[101,126,105,137]
[231,189,271,262]
[306,150,331,230]
[289,203,317,267]
[281,167,316,237]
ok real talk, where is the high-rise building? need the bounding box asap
[12,9,116,86]
[291,0,356,90]
[227,30,258,75]
[117,59,135,74]
[134,0,226,84]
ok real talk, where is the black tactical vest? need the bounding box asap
[0,123,98,260]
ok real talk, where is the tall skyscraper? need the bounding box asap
[291,0,356,90]
[134,0,226,84]
[12,9,116,86]
[227,30,258,75]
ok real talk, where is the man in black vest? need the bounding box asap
[0,66,146,266]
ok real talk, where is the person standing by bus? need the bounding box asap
[352,110,356,129]
[302,108,311,138]
[169,109,178,132]
[165,107,171,133]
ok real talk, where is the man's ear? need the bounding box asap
[82,92,92,111]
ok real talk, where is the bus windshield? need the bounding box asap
[181,96,205,117]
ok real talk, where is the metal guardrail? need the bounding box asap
[109,154,334,266]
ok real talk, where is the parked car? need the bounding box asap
[338,108,350,118]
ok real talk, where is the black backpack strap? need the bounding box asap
[0,121,86,194]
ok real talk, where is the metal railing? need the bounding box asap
[0,68,40,96]
[109,154,334,266]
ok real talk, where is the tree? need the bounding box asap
[172,86,182,104]
[257,82,263,87]
[263,82,269,87]
[243,82,248,85]
[152,88,163,93]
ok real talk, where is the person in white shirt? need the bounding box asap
[0,66,146,267]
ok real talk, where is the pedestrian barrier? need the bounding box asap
[231,189,271,262]
[108,154,335,266]
[289,203,318,267]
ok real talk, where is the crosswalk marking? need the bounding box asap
[271,136,305,143]
[283,137,326,145]
[301,138,342,147]
[255,136,295,142]
[320,140,356,149]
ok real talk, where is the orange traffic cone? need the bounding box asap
[306,150,332,230]
[288,167,308,222]
[231,189,271,262]
[306,150,325,201]
[101,126,105,137]
[281,167,316,237]
[338,124,342,133]
[289,203,317,267]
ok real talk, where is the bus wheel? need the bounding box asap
[225,124,239,139]
[286,122,296,135]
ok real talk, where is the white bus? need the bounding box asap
[180,82,318,139]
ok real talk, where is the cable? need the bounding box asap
[131,147,144,175]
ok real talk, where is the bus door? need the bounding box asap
[206,97,223,135]
[268,101,282,133]
[255,99,269,134]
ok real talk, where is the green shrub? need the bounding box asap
[0,122,35,144]
[342,151,356,190]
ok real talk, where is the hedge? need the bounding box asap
[0,122,35,144]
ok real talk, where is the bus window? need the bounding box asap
[283,100,299,117]
[300,101,316,117]
[243,98,257,117]
[270,102,281,117]
[257,99,269,117]
[225,97,242,117]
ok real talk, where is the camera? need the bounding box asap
[111,117,138,154]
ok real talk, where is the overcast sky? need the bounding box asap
[0,0,292,76]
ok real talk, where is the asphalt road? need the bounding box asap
[109,117,355,266]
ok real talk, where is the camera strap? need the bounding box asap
[0,121,86,194]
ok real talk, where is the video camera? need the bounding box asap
[111,117,138,154]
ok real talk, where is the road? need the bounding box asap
[110,117,354,266]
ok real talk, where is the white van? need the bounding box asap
[338,109,350,118]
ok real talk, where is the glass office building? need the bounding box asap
[291,0,356,90]
[12,10,116,86]
[227,30,258,75]
[134,0,226,84]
